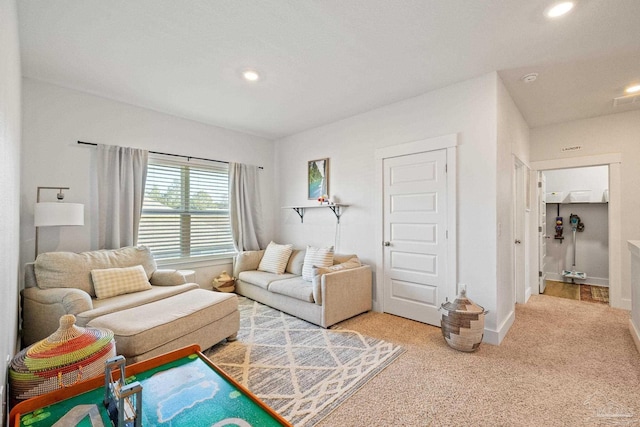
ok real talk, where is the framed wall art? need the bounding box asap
[308,158,329,200]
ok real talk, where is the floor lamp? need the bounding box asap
[34,186,84,258]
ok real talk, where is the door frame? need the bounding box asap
[537,170,548,294]
[512,156,528,304]
[374,134,458,312]
[530,153,625,309]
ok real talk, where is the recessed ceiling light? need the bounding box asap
[521,73,538,83]
[546,2,575,18]
[242,69,260,82]
[625,84,640,94]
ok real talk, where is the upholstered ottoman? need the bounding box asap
[87,289,239,363]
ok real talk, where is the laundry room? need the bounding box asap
[543,165,609,303]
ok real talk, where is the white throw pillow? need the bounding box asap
[302,246,334,281]
[91,265,152,299]
[258,241,293,274]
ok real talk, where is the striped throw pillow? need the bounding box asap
[302,246,334,281]
[258,241,293,274]
[91,265,152,299]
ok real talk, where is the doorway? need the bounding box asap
[531,154,622,309]
[540,165,609,304]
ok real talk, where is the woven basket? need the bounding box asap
[9,314,116,402]
[440,289,488,352]
[213,270,235,293]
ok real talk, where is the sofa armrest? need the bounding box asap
[233,250,265,277]
[21,287,94,346]
[22,287,93,313]
[150,269,189,286]
[316,265,372,326]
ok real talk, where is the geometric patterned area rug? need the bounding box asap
[206,297,405,426]
[544,280,609,304]
[543,280,580,300]
[585,284,609,303]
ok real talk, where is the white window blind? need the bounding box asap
[138,157,234,261]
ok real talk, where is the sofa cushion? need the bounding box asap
[286,249,306,275]
[91,265,152,299]
[302,246,334,281]
[75,283,199,326]
[233,250,265,277]
[35,246,157,297]
[150,269,189,286]
[313,256,362,275]
[268,277,315,303]
[238,270,297,290]
[258,241,293,274]
[333,253,358,265]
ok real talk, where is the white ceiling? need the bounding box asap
[17,0,640,139]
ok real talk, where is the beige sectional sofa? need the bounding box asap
[233,246,372,327]
[22,246,239,362]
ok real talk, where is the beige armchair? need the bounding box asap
[21,246,239,363]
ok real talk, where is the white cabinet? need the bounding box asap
[544,166,608,203]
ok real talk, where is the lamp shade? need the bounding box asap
[34,202,84,227]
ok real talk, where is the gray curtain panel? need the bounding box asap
[97,144,148,249]
[229,162,265,251]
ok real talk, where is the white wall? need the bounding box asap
[496,75,531,333]
[20,79,276,288]
[274,72,517,343]
[531,109,640,307]
[0,0,21,418]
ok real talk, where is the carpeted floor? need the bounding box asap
[544,280,609,304]
[312,294,639,426]
[206,297,404,426]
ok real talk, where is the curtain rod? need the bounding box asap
[77,141,263,169]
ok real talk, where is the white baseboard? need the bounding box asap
[629,319,640,355]
[544,272,609,287]
[524,286,532,303]
[483,309,515,346]
[617,298,632,311]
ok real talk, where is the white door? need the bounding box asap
[383,149,448,326]
[538,172,547,293]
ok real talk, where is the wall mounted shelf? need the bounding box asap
[282,204,348,223]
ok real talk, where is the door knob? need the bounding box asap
[383,241,391,246]
[514,240,521,244]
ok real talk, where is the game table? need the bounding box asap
[9,344,291,427]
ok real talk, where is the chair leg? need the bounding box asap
[227,332,238,342]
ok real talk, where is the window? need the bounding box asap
[138,156,234,261]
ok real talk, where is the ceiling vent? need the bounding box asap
[613,93,640,107]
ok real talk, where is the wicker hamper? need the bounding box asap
[9,314,116,404]
[440,289,488,352]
